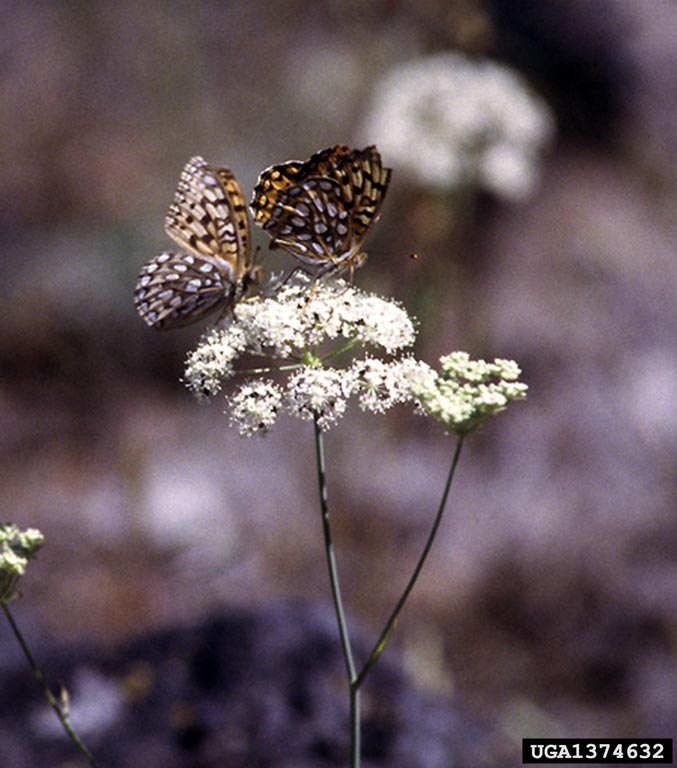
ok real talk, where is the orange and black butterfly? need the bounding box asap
[134,156,262,329]
[250,145,391,278]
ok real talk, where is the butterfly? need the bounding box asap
[249,145,391,278]
[134,156,262,330]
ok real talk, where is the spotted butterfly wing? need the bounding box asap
[249,159,304,200]
[250,145,391,276]
[334,146,392,246]
[248,147,349,232]
[253,176,354,267]
[134,156,260,330]
[247,147,353,209]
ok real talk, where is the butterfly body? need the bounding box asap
[250,145,390,277]
[135,157,261,330]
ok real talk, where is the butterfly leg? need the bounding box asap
[269,264,312,294]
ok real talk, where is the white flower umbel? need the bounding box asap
[411,351,528,434]
[184,274,418,433]
[0,524,100,767]
[352,356,436,414]
[0,524,44,602]
[229,380,284,436]
[361,51,555,200]
[183,324,249,397]
[286,366,356,430]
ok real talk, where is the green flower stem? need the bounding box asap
[355,435,463,688]
[313,423,464,768]
[355,434,464,688]
[236,363,302,376]
[319,338,361,362]
[313,416,361,767]
[1,602,99,768]
[349,682,360,768]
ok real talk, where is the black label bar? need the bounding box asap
[522,739,672,764]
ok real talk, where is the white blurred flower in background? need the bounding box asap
[361,51,555,201]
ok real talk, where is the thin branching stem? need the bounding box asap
[349,683,360,768]
[313,424,464,767]
[2,602,99,768]
[312,416,361,767]
[355,434,464,688]
[319,338,361,362]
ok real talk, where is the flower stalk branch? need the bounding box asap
[314,423,465,767]
[0,524,98,768]
[313,418,361,767]
[355,434,464,688]
[2,603,99,768]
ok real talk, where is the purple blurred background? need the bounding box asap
[1,0,676,746]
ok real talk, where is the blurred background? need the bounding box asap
[1,0,676,758]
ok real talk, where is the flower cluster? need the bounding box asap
[411,352,528,434]
[360,51,555,201]
[184,275,421,433]
[0,523,44,602]
[184,275,527,436]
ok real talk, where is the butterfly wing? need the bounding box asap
[135,157,255,330]
[250,159,303,227]
[334,146,391,246]
[262,146,391,234]
[254,176,355,267]
[301,144,352,176]
[250,145,391,272]
[215,167,251,278]
[165,156,251,274]
[134,251,237,330]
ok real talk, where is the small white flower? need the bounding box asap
[285,366,357,431]
[186,275,416,381]
[229,380,283,436]
[411,354,528,434]
[492,357,523,381]
[353,357,434,413]
[184,324,248,397]
[439,351,492,382]
[235,287,313,357]
[323,289,417,353]
[183,274,420,432]
[182,276,526,436]
[0,524,44,602]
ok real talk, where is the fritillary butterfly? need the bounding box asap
[250,145,391,277]
[134,156,262,330]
